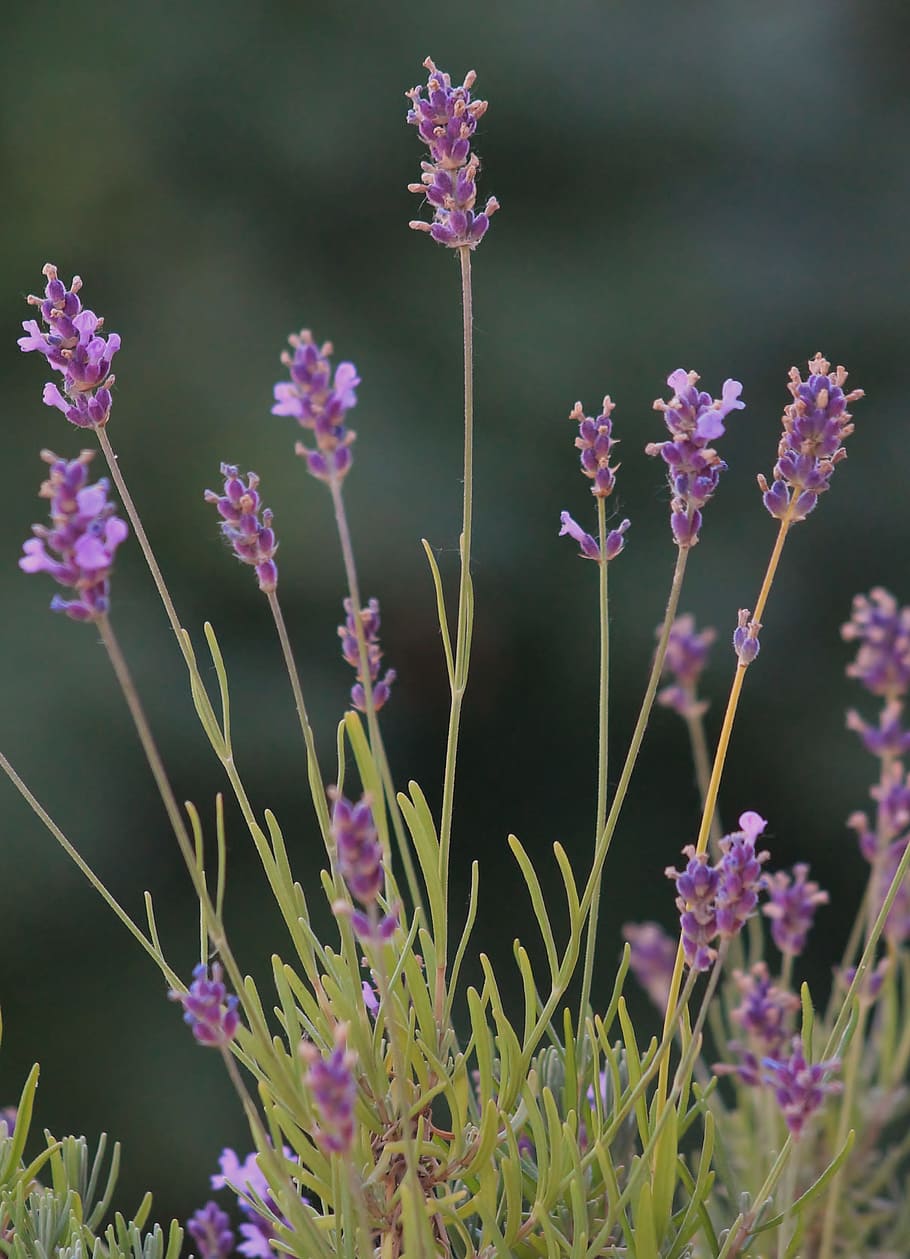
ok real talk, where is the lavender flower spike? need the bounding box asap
[301,1026,358,1155]
[762,864,829,956]
[646,369,744,548]
[331,792,398,944]
[169,962,240,1048]
[19,450,129,622]
[187,1202,235,1259]
[205,465,278,593]
[272,331,360,483]
[338,596,396,712]
[406,57,500,248]
[841,588,910,700]
[762,1037,842,1139]
[657,614,716,718]
[571,397,620,499]
[758,353,863,522]
[18,264,120,428]
[559,511,630,563]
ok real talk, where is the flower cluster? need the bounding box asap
[208,1146,298,1258]
[204,465,278,593]
[657,614,716,718]
[666,811,769,970]
[646,369,744,548]
[301,1027,357,1155]
[19,450,129,622]
[18,264,120,428]
[559,396,630,563]
[621,921,677,1011]
[715,962,801,1087]
[762,864,829,956]
[187,1201,235,1259]
[338,597,396,712]
[406,56,499,248]
[331,793,397,944]
[842,588,910,700]
[169,962,240,1048]
[272,331,360,483]
[758,354,863,522]
[762,1038,843,1139]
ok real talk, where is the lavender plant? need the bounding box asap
[3,54,909,1259]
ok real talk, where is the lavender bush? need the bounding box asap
[2,55,909,1259]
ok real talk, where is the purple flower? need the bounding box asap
[0,1107,16,1137]
[841,588,910,700]
[19,450,129,622]
[570,397,620,499]
[559,510,630,563]
[762,1038,842,1138]
[204,465,278,593]
[758,354,863,522]
[646,369,744,548]
[762,864,828,956]
[212,1147,298,1259]
[301,1027,357,1155]
[331,793,397,944]
[666,846,720,971]
[621,921,677,1010]
[657,614,716,718]
[338,597,396,713]
[169,962,240,1048]
[846,700,910,759]
[406,57,499,248]
[18,264,120,428]
[187,1202,235,1259]
[733,608,761,666]
[272,331,359,483]
[715,964,800,1087]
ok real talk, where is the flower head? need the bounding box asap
[211,1147,298,1259]
[758,354,863,522]
[301,1026,357,1155]
[19,450,129,622]
[272,331,359,482]
[338,597,396,713]
[187,1202,235,1259]
[169,962,240,1048]
[406,57,499,248]
[762,864,828,956]
[646,369,744,548]
[733,608,761,666]
[841,588,910,700]
[657,614,716,718]
[18,264,120,428]
[762,1037,842,1138]
[204,465,278,593]
[570,397,620,499]
[621,921,677,1011]
[331,793,398,944]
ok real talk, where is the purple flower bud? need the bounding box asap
[621,921,677,1011]
[646,369,743,548]
[187,1202,235,1259]
[0,1107,16,1138]
[272,331,359,482]
[169,962,240,1048]
[19,264,120,428]
[301,1027,357,1155]
[338,597,396,713]
[666,846,720,971]
[842,588,910,700]
[758,354,863,522]
[762,864,829,956]
[406,58,499,249]
[762,1037,842,1138]
[205,465,279,593]
[570,397,620,499]
[733,608,761,665]
[559,511,629,563]
[19,449,129,622]
[846,700,910,759]
[657,614,716,718]
[715,813,770,938]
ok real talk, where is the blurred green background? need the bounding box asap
[1,0,907,1229]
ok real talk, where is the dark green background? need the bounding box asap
[1,0,906,1230]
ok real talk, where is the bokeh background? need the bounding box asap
[1,0,907,1230]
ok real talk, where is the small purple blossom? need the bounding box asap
[338,597,396,713]
[762,864,829,957]
[762,1037,842,1138]
[733,608,761,666]
[758,354,863,522]
[571,397,620,499]
[18,264,120,428]
[657,614,716,718]
[559,511,629,563]
[272,331,359,483]
[187,1202,235,1259]
[646,369,744,548]
[621,921,677,1011]
[666,847,720,971]
[19,450,129,622]
[169,962,240,1048]
[301,1027,357,1155]
[715,963,800,1087]
[841,588,910,700]
[846,700,910,759]
[331,793,397,944]
[406,57,499,248]
[204,465,278,593]
[212,1147,297,1259]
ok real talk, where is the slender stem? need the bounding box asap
[578,499,610,1030]
[327,476,423,916]
[266,590,333,851]
[437,247,475,918]
[685,710,724,856]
